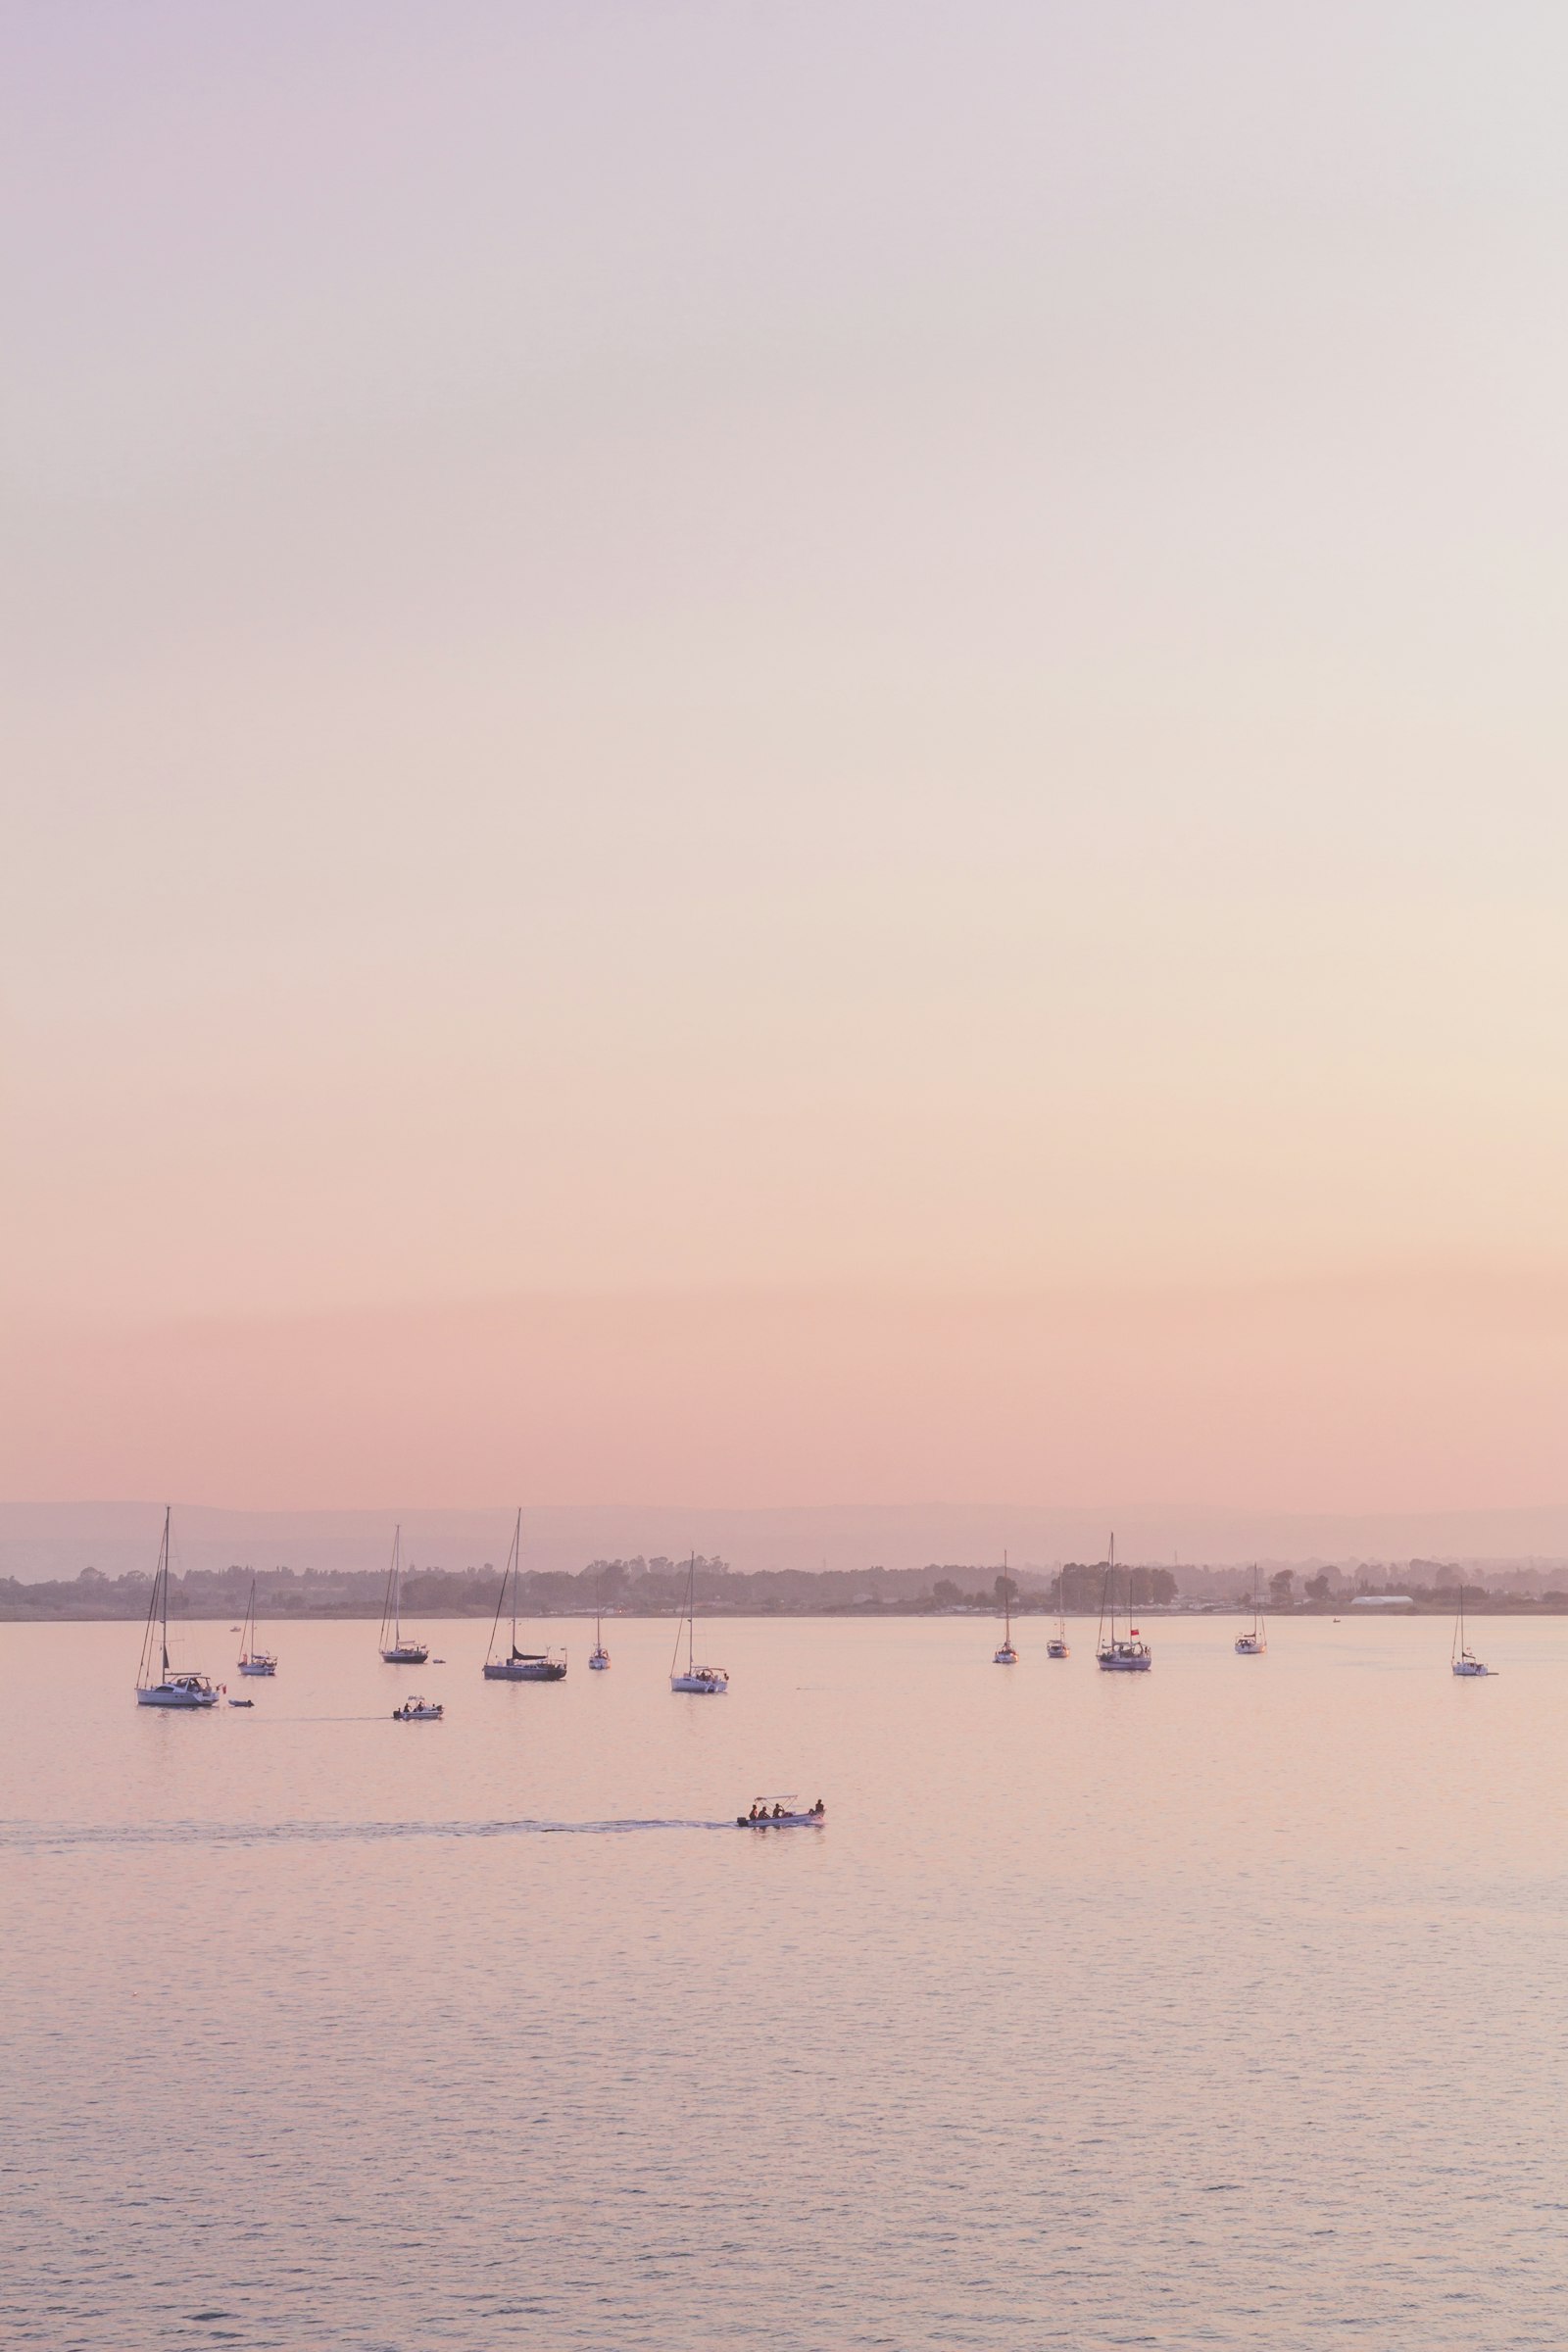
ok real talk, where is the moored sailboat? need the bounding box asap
[1096,1536,1152,1672]
[1450,1583,1493,1677]
[482,1510,567,1681]
[589,1578,611,1671]
[1047,1568,1070,1659]
[135,1507,220,1707]
[670,1554,728,1693]
[379,1526,429,1665]
[1235,1566,1266,1656]
[993,1550,1019,1664]
[237,1575,277,1676]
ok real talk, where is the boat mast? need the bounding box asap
[1003,1551,1011,1645]
[160,1504,171,1673]
[511,1508,521,1655]
[687,1555,696,1675]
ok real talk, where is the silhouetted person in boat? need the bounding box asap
[811,1799,824,1815]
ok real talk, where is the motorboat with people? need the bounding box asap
[482,1509,567,1680]
[237,1575,277,1675]
[1096,1536,1152,1672]
[392,1697,444,1720]
[737,1796,826,1827]
[589,1579,611,1670]
[993,1551,1019,1664]
[1450,1584,1493,1677]
[670,1554,728,1693]
[135,1507,221,1707]
[1235,1567,1267,1656]
[378,1526,429,1665]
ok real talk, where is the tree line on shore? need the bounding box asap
[4,1555,1565,1621]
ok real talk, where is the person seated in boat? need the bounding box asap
[810,1798,824,1815]
[772,1802,784,1818]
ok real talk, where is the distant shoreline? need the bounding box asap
[4,1600,1564,1624]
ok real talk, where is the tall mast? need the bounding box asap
[687,1555,696,1674]
[161,1504,171,1672]
[1003,1550,1010,1643]
[512,1508,521,1652]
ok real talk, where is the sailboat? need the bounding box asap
[1047,1567,1070,1659]
[993,1551,1019,1664]
[135,1507,220,1707]
[589,1577,611,1671]
[1095,1535,1152,1672]
[378,1526,429,1665]
[237,1575,277,1676]
[1235,1565,1266,1656]
[482,1510,566,1681]
[670,1555,728,1693]
[1450,1583,1493,1677]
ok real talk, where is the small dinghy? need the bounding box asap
[227,1697,255,1708]
[737,1796,825,1827]
[393,1697,444,1721]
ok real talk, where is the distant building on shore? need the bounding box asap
[1350,1593,1417,1609]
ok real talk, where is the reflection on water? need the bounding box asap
[4,1613,1567,2348]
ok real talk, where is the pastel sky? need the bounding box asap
[5,3,1567,1514]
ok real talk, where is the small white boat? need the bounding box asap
[237,1575,277,1676]
[1096,1535,1152,1672]
[589,1580,611,1670]
[993,1551,1019,1664]
[379,1526,429,1665]
[671,1554,727,1692]
[736,1797,825,1827]
[135,1508,221,1707]
[482,1509,567,1680]
[1235,1568,1267,1656]
[1451,1584,1493,1677]
[393,1697,443,1721]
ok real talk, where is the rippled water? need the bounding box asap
[4,1611,1566,2349]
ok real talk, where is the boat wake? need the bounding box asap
[0,1815,738,1852]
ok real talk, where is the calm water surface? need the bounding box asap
[3,1612,1566,2349]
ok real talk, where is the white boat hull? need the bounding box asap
[736,1811,823,1827]
[1098,1650,1152,1673]
[1047,1642,1069,1659]
[238,1659,276,1676]
[1234,1638,1265,1655]
[393,1704,444,1720]
[671,1674,727,1694]
[483,1659,566,1682]
[1452,1660,1492,1677]
[382,1646,428,1665]
[589,1652,611,1670]
[137,1683,220,1708]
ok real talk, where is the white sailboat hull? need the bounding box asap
[1047,1641,1069,1658]
[238,1658,276,1676]
[671,1673,727,1693]
[137,1682,220,1708]
[589,1651,611,1670]
[1234,1636,1266,1655]
[483,1658,566,1682]
[1097,1649,1152,1672]
[1452,1658,1492,1677]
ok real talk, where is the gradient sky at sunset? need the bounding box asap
[5,4,1567,1514]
